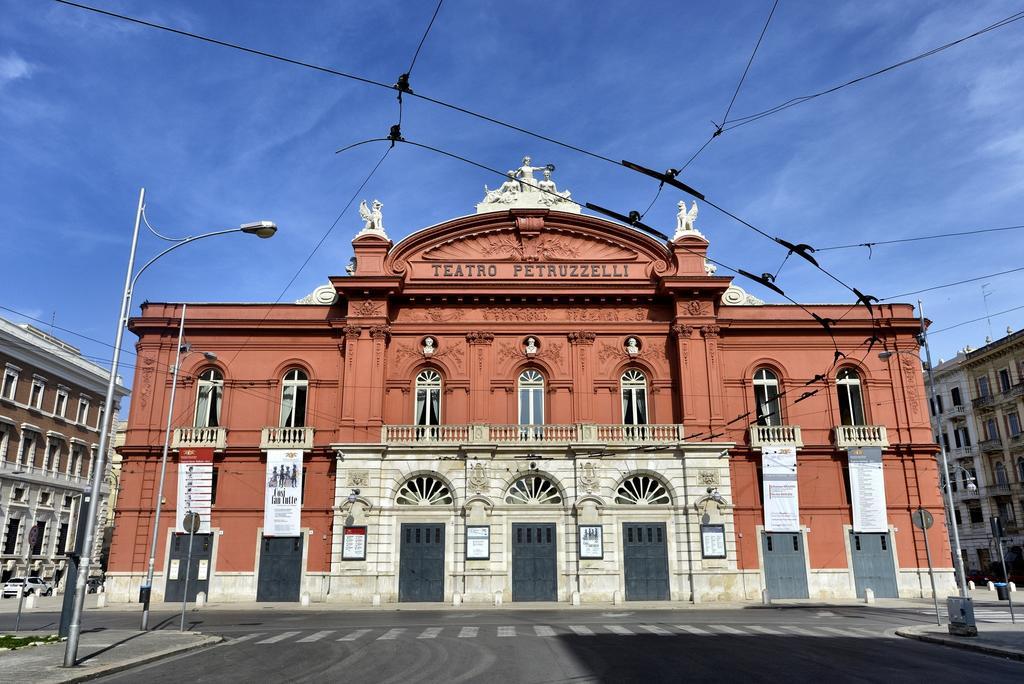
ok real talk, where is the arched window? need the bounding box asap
[195,368,223,428]
[518,369,544,439]
[621,370,649,427]
[754,368,782,426]
[836,368,865,426]
[995,461,1008,486]
[414,369,441,438]
[279,369,308,427]
[505,474,561,504]
[1017,457,1024,483]
[396,475,453,506]
[615,474,671,504]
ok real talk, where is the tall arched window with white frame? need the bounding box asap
[836,368,865,426]
[280,369,308,427]
[518,369,545,439]
[414,369,442,439]
[754,368,782,426]
[195,368,224,428]
[621,369,648,438]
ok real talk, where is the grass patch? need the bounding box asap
[0,634,62,650]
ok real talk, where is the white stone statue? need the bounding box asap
[513,156,547,190]
[476,158,581,214]
[525,337,539,356]
[674,200,701,239]
[357,199,386,237]
[537,169,572,205]
[625,337,640,356]
[704,260,717,276]
[422,337,436,356]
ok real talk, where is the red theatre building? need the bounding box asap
[108,166,952,604]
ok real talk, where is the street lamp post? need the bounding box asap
[139,304,216,631]
[63,188,277,667]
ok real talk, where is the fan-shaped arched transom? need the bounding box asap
[615,474,671,505]
[505,475,562,504]
[396,475,453,506]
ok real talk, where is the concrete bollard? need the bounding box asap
[96,592,106,608]
[968,580,975,591]
[612,590,622,606]
[452,593,463,607]
[571,591,581,606]
[762,589,771,605]
[987,581,995,591]
[25,593,36,609]
[864,588,875,605]
[371,593,382,607]
[300,592,310,607]
[196,592,207,607]
[1010,582,1017,593]
[494,591,503,607]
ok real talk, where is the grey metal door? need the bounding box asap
[850,532,898,598]
[512,523,557,601]
[762,532,809,599]
[623,523,670,601]
[399,523,445,602]
[164,533,212,602]
[256,536,304,602]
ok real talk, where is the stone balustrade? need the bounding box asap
[834,424,889,448]
[749,424,803,448]
[172,426,227,450]
[381,423,687,445]
[260,426,315,450]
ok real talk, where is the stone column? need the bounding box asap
[568,332,596,422]
[465,332,495,424]
[702,325,725,429]
[671,324,696,426]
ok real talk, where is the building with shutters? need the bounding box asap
[0,316,128,588]
[107,163,952,604]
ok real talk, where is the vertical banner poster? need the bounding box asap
[578,525,603,559]
[848,446,888,532]
[762,445,800,532]
[342,526,367,560]
[176,447,213,533]
[264,449,304,537]
[466,525,490,560]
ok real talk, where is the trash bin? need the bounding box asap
[995,583,1010,600]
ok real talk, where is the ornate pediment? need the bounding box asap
[423,228,637,262]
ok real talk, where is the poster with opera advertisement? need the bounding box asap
[176,447,214,533]
[848,447,888,532]
[264,449,304,537]
[761,445,800,532]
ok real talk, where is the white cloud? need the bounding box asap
[0,52,32,87]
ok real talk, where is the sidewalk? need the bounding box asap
[0,629,221,683]
[896,623,1024,661]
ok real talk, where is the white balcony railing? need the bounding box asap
[749,424,804,448]
[381,423,689,445]
[834,424,889,448]
[260,426,315,450]
[172,426,227,450]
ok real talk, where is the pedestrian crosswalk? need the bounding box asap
[917,607,1019,623]
[224,622,893,646]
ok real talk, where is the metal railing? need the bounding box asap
[952,445,978,458]
[972,394,995,410]
[947,405,967,416]
[983,483,1012,496]
[749,424,803,448]
[171,426,227,450]
[834,424,889,448]
[0,458,99,489]
[979,437,1003,454]
[260,426,314,450]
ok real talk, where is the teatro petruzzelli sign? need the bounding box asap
[429,262,635,279]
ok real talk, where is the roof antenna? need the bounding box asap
[981,283,994,341]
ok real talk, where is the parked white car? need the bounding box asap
[1,577,53,598]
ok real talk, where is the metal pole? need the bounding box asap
[918,300,969,599]
[63,187,144,668]
[922,519,940,625]
[996,537,1016,623]
[180,525,194,632]
[141,304,186,630]
[15,587,24,632]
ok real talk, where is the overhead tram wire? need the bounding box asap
[817,223,1024,254]
[929,304,1024,335]
[721,8,1024,131]
[640,0,779,219]
[880,264,1024,301]
[395,0,445,127]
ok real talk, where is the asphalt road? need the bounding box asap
[3,605,1022,683]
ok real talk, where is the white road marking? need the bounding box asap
[227,633,264,645]
[707,624,746,635]
[497,626,516,637]
[256,631,301,644]
[458,626,478,638]
[377,628,405,640]
[746,625,785,636]
[338,629,371,641]
[639,624,672,635]
[818,626,867,639]
[297,630,335,643]
[534,625,556,637]
[674,625,711,635]
[605,625,634,635]
[777,625,820,637]
[569,625,594,635]
[418,627,442,639]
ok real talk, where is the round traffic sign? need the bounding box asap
[182,511,202,534]
[912,508,934,529]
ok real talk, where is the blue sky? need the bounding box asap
[2,0,1023,403]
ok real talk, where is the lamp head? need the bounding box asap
[202,352,217,361]
[966,482,978,493]
[878,351,894,360]
[240,220,277,239]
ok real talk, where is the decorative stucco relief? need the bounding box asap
[423,229,637,263]
[483,307,547,322]
[566,307,647,322]
[497,340,564,373]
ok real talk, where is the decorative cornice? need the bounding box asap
[465,331,495,344]
[568,331,597,344]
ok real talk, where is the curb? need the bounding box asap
[55,634,223,683]
[895,627,1024,661]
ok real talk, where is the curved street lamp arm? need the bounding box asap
[129,227,243,292]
